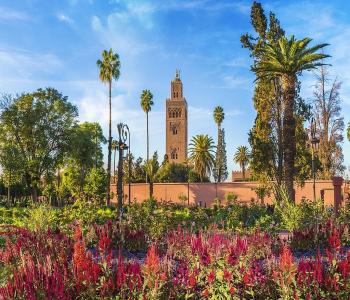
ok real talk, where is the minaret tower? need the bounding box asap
[166,70,188,163]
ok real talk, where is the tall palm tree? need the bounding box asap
[234,146,250,180]
[254,36,329,202]
[97,48,121,205]
[189,135,215,182]
[213,106,224,130]
[111,140,118,184]
[213,106,225,182]
[140,89,154,182]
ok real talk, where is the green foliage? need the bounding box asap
[234,146,250,179]
[189,134,215,182]
[140,90,154,114]
[83,167,107,203]
[214,128,228,183]
[157,162,189,183]
[0,88,78,200]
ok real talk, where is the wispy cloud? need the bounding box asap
[0,49,62,79]
[0,6,30,21]
[56,13,74,26]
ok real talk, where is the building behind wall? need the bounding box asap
[166,70,188,163]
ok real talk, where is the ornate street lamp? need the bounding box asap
[310,117,320,202]
[116,123,130,214]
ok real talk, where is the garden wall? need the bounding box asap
[111,180,340,207]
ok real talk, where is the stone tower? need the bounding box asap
[166,70,188,163]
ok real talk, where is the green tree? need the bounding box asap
[213,106,227,182]
[241,2,285,185]
[157,162,189,183]
[144,152,159,198]
[189,135,215,182]
[140,89,154,182]
[97,48,121,205]
[313,65,344,178]
[254,35,329,201]
[69,122,106,191]
[0,144,25,204]
[84,167,107,203]
[234,146,250,180]
[133,157,146,183]
[0,88,78,201]
[213,106,224,129]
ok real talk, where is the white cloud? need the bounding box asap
[57,13,74,25]
[0,6,30,21]
[0,49,62,79]
[90,15,156,56]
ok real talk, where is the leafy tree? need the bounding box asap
[157,162,189,183]
[84,167,107,203]
[313,65,344,178]
[213,106,227,182]
[140,89,154,181]
[97,48,121,205]
[0,144,25,204]
[189,135,215,182]
[0,88,78,201]
[254,35,329,201]
[133,157,146,183]
[234,146,250,180]
[69,122,106,191]
[242,2,319,199]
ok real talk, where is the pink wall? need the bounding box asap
[111,180,339,207]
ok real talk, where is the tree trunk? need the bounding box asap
[31,185,38,202]
[106,80,112,205]
[242,164,245,180]
[282,74,296,202]
[7,185,10,206]
[149,182,153,199]
[146,112,149,183]
[113,149,116,184]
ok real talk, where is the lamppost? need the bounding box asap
[116,123,130,214]
[310,117,320,202]
[186,160,190,206]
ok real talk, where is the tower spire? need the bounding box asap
[175,68,180,79]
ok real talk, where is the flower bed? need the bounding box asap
[0,220,350,299]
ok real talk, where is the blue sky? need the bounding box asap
[1,0,350,177]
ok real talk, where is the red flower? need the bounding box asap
[188,274,196,287]
[203,288,209,297]
[328,228,341,251]
[223,269,232,282]
[144,244,160,274]
[208,270,215,283]
[229,286,235,295]
[243,272,250,285]
[279,246,294,272]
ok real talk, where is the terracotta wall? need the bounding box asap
[111,180,339,207]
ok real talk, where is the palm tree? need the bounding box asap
[254,36,329,202]
[140,89,154,182]
[144,158,159,199]
[213,106,224,130]
[213,106,225,182]
[97,48,121,205]
[111,140,118,184]
[189,135,215,182]
[234,146,250,180]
